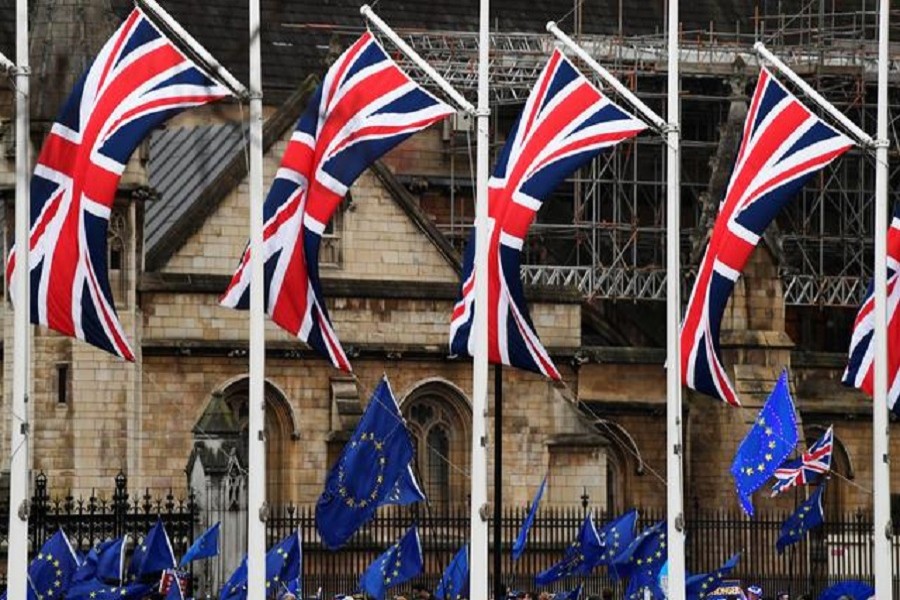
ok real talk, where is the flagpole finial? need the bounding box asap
[546,21,556,32]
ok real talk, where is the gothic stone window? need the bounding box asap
[402,382,471,508]
[107,209,128,307]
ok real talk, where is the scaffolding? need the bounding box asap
[366,3,900,308]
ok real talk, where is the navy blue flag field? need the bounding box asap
[535,511,603,585]
[27,528,80,600]
[596,509,638,565]
[6,7,230,361]
[777,482,826,554]
[71,536,124,585]
[180,521,220,566]
[686,553,741,600]
[817,580,874,600]
[128,519,176,579]
[435,544,469,600]
[512,475,546,560]
[219,557,247,600]
[359,525,424,600]
[316,376,415,549]
[67,580,154,600]
[730,370,798,515]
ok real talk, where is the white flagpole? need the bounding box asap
[872,0,892,595]
[665,0,687,596]
[8,0,31,597]
[247,0,267,597]
[470,0,490,596]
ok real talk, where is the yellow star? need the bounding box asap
[765,427,773,436]
[757,463,766,472]
[765,453,773,461]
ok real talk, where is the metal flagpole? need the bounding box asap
[493,365,504,600]
[471,0,491,594]
[665,0,687,595]
[247,0,267,596]
[872,0,892,596]
[7,0,31,595]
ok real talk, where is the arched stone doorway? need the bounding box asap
[400,380,471,508]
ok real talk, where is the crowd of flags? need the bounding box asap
[2,0,895,596]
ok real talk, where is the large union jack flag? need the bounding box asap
[843,206,900,414]
[771,425,833,496]
[449,50,647,379]
[680,68,854,405]
[220,33,453,371]
[6,8,230,361]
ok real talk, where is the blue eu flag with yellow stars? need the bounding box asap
[129,519,176,579]
[611,521,666,600]
[219,557,247,600]
[686,553,740,600]
[359,525,424,600]
[435,544,468,600]
[595,509,638,566]
[66,580,154,600]
[382,464,426,507]
[265,530,302,595]
[730,370,798,516]
[27,528,80,600]
[317,376,416,549]
[554,583,583,600]
[535,511,603,585]
[776,482,826,554]
[180,521,220,566]
[512,475,546,561]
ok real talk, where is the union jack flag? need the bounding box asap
[6,8,230,360]
[680,68,854,405]
[771,425,833,496]
[221,33,453,371]
[843,206,900,414]
[449,50,647,379]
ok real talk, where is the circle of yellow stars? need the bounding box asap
[337,431,388,509]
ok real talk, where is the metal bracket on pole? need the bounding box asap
[360,4,476,115]
[547,21,668,133]
[753,42,874,148]
[17,500,29,521]
[136,0,249,99]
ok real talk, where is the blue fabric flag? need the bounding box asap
[28,528,80,600]
[217,531,302,600]
[180,522,221,566]
[777,483,826,554]
[610,520,666,584]
[72,537,118,584]
[535,511,603,585]
[817,580,875,600]
[596,509,638,566]
[554,583,583,600]
[435,544,469,600]
[512,475,546,560]
[129,519,176,579]
[95,536,126,582]
[66,579,154,600]
[730,370,799,516]
[359,525,424,600]
[382,464,427,507]
[316,377,415,549]
[685,553,741,600]
[165,577,187,600]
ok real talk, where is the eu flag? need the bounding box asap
[28,528,80,600]
[776,483,826,554]
[595,509,638,566]
[535,511,603,585]
[180,522,221,566]
[818,580,875,600]
[435,544,469,600]
[614,522,667,600]
[95,536,126,582]
[730,370,798,515]
[265,530,302,595]
[129,519,176,579]
[219,557,247,600]
[512,475,546,560]
[609,520,665,583]
[316,376,415,549]
[382,464,426,507]
[66,580,154,600]
[685,553,740,600]
[359,525,424,600]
